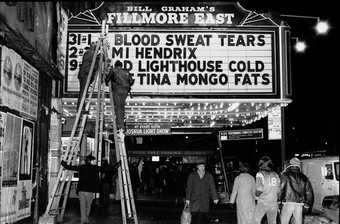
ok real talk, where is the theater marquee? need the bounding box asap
[64,2,290,99]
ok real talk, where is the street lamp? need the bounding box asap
[292,37,307,53]
[280,14,330,53]
[280,14,330,35]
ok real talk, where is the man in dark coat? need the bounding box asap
[77,42,100,111]
[105,60,134,134]
[61,154,120,224]
[279,157,314,224]
[185,159,218,224]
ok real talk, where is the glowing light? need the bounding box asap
[294,41,307,53]
[315,20,330,35]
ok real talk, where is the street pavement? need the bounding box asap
[62,198,237,224]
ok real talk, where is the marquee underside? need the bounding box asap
[61,97,291,131]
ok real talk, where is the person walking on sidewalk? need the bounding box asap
[185,159,219,224]
[279,157,314,224]
[254,156,281,224]
[61,154,120,224]
[229,161,256,224]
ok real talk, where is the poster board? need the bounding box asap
[0,45,39,120]
[0,113,34,223]
[0,113,22,223]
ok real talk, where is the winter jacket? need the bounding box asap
[230,173,256,224]
[279,167,314,208]
[255,170,281,205]
[185,171,218,212]
[106,66,134,92]
[78,46,100,79]
[61,161,119,193]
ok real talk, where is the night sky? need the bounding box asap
[239,0,338,154]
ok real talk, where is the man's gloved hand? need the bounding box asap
[213,199,219,204]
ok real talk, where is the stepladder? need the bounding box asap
[39,38,103,224]
[39,22,138,224]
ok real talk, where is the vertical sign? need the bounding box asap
[0,112,5,219]
[56,2,68,77]
[268,106,282,140]
[48,98,62,197]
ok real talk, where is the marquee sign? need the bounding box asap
[64,2,289,99]
[66,30,278,96]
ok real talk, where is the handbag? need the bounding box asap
[180,204,191,224]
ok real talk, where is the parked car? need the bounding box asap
[300,156,339,213]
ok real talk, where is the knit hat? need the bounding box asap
[289,157,301,168]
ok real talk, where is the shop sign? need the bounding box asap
[66,31,277,97]
[268,106,281,140]
[0,45,39,120]
[126,122,171,136]
[219,128,263,141]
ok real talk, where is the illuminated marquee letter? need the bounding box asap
[107,13,116,24]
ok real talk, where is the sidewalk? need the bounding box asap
[62,198,237,224]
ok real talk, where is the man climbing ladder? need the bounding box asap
[105,60,134,135]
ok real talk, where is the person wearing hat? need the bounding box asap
[185,158,218,224]
[61,154,121,224]
[279,157,314,224]
[254,156,281,224]
[229,161,256,224]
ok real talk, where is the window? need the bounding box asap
[335,162,339,181]
[325,164,334,180]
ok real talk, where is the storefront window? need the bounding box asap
[325,164,334,180]
[334,162,339,181]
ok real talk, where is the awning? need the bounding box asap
[61,97,292,130]
[0,20,63,80]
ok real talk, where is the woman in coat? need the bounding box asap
[230,161,256,224]
[185,159,219,224]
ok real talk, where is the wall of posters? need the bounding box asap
[0,45,39,120]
